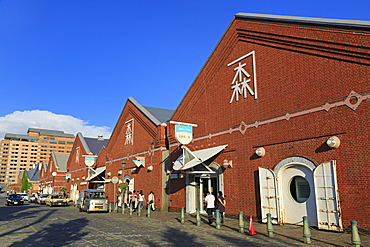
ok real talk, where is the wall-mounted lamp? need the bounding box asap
[147,165,153,171]
[222,160,233,168]
[327,136,340,149]
[255,147,266,157]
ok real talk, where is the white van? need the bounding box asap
[76,189,108,213]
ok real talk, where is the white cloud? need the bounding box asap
[0,110,112,139]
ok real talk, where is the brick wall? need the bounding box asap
[169,16,370,227]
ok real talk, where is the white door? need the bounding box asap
[314,161,343,231]
[280,165,317,226]
[128,178,134,192]
[258,167,279,223]
[70,184,74,201]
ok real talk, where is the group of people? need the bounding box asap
[204,191,226,225]
[120,190,155,211]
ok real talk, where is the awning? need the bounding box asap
[173,145,228,171]
[86,166,106,181]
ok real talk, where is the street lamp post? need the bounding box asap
[52,172,57,194]
[121,162,126,214]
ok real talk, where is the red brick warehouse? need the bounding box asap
[91,13,369,231]
[166,13,370,230]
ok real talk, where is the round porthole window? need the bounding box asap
[289,176,310,203]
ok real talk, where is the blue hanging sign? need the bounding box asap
[85,156,96,167]
[175,125,193,145]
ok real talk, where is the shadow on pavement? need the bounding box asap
[9,218,89,247]
[145,226,204,247]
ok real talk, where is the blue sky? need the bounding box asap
[0,0,369,138]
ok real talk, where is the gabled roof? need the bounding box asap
[42,161,48,173]
[51,152,69,172]
[84,137,109,155]
[235,13,370,28]
[27,163,41,181]
[19,163,41,182]
[77,132,109,155]
[128,97,174,126]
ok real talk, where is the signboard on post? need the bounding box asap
[175,125,193,145]
[111,176,119,208]
[84,156,96,167]
[111,176,119,184]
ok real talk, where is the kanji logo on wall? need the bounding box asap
[124,119,134,145]
[75,147,80,164]
[227,51,257,103]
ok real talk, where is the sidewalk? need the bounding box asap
[125,209,370,247]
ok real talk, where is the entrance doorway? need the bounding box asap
[186,162,223,213]
[259,157,342,231]
[279,164,317,225]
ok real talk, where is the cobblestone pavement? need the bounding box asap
[0,194,369,247]
[146,209,370,247]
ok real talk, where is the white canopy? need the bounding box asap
[86,166,106,181]
[173,145,228,171]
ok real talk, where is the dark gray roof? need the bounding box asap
[235,13,370,28]
[143,106,175,124]
[128,97,174,126]
[77,133,109,155]
[27,163,41,181]
[27,128,75,138]
[84,137,109,155]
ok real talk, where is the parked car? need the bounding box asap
[76,189,108,213]
[6,194,24,206]
[36,194,49,204]
[19,193,29,201]
[45,194,69,207]
[29,193,38,203]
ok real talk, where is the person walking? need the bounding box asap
[217,191,226,223]
[204,191,215,224]
[147,191,155,211]
[138,190,145,209]
[129,190,138,211]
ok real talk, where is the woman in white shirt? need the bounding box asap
[138,190,145,209]
[148,191,155,211]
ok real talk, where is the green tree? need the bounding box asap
[20,171,32,193]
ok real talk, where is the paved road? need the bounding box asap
[1,193,368,246]
[0,193,312,247]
